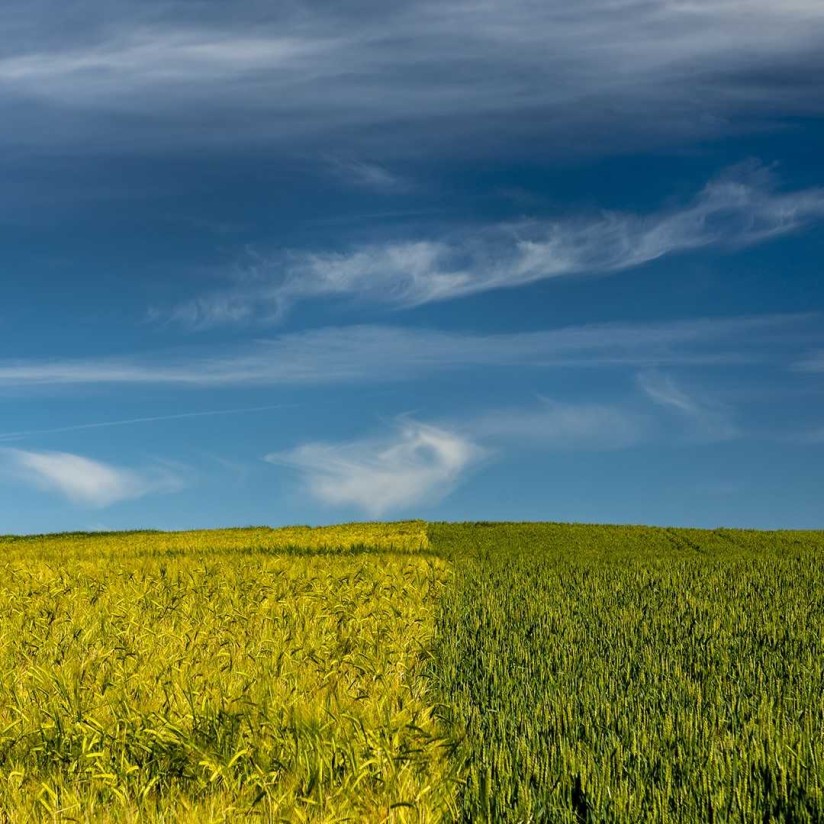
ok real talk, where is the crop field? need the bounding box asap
[0,522,822,821]
[432,523,824,822]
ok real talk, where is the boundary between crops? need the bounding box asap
[115,546,445,560]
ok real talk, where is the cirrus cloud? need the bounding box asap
[468,397,649,451]
[637,371,738,442]
[166,167,824,325]
[1,1,823,158]
[0,314,814,392]
[0,314,813,392]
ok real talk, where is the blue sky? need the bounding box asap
[2,0,824,533]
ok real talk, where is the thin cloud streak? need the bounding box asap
[0,403,295,443]
[795,351,824,372]
[468,398,649,451]
[168,168,824,324]
[325,158,412,193]
[637,370,738,441]
[0,314,809,390]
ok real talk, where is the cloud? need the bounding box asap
[787,427,824,444]
[468,398,648,450]
[326,158,411,193]
[0,403,292,443]
[1,1,823,157]
[0,448,184,507]
[266,420,482,516]
[637,371,738,441]
[167,168,824,323]
[795,351,824,372]
[264,388,720,515]
[0,314,809,390]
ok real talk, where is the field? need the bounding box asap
[432,524,824,822]
[0,522,822,821]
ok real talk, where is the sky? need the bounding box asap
[2,0,824,534]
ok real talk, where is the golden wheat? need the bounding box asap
[0,522,453,823]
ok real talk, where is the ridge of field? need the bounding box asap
[0,521,455,823]
[0,520,430,561]
[430,522,824,822]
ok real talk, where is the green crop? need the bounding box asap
[431,523,824,822]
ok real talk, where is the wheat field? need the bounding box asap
[1,521,822,821]
[0,523,456,822]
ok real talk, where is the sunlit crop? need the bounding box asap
[0,522,453,822]
[0,520,429,563]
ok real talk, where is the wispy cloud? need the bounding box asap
[265,372,809,514]
[266,420,482,516]
[167,168,824,324]
[326,158,411,193]
[1,2,822,156]
[783,426,824,445]
[637,371,738,441]
[263,388,722,515]
[0,314,808,390]
[0,448,184,507]
[468,398,648,450]
[0,404,293,443]
[795,351,824,372]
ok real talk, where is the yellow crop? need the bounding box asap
[0,520,429,562]
[0,522,453,822]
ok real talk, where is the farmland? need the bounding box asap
[431,523,824,822]
[0,523,455,822]
[0,522,823,821]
